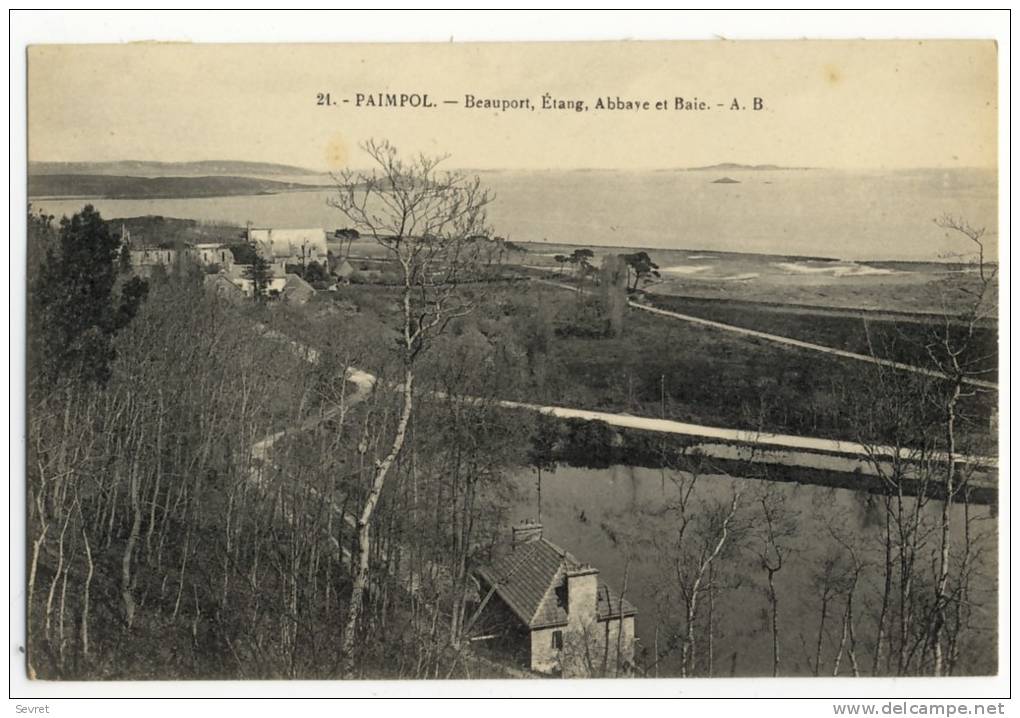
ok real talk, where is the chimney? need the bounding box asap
[511,520,543,549]
[565,565,599,627]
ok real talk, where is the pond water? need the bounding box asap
[507,464,997,677]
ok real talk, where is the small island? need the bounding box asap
[712,176,741,184]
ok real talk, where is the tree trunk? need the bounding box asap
[26,523,47,678]
[340,367,414,678]
[768,569,780,677]
[947,494,974,675]
[145,390,165,561]
[707,562,715,677]
[122,418,143,630]
[873,497,892,675]
[933,384,961,677]
[814,591,830,676]
[81,528,94,661]
[846,576,861,677]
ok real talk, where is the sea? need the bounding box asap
[30,167,998,262]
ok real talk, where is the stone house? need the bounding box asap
[121,225,235,274]
[192,242,236,270]
[475,522,637,677]
[128,246,179,273]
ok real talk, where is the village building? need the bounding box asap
[203,272,247,303]
[128,246,179,273]
[281,273,316,304]
[191,242,236,270]
[220,261,288,298]
[247,227,329,267]
[475,522,637,677]
[333,259,356,283]
[121,225,235,274]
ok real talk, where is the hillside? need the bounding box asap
[28,159,321,177]
[28,173,326,199]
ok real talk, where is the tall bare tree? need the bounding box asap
[640,452,747,678]
[329,140,493,677]
[752,481,798,677]
[926,215,997,676]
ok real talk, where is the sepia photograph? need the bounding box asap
[10,10,1009,707]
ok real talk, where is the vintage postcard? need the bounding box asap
[22,37,999,688]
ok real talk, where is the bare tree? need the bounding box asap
[752,481,798,677]
[808,548,843,676]
[329,140,492,677]
[926,215,996,676]
[640,452,746,678]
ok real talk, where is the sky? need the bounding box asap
[27,40,997,171]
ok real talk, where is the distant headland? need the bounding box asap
[686,163,813,172]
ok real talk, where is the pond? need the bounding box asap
[506,464,997,677]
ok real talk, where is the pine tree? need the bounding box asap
[244,254,272,303]
[31,205,148,386]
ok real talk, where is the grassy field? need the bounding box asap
[642,293,998,382]
[515,286,990,446]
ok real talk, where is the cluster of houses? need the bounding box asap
[122,225,356,304]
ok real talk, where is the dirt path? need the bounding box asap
[258,324,995,489]
[487,396,994,474]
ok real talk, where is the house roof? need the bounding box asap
[283,273,315,296]
[476,538,637,630]
[203,273,245,294]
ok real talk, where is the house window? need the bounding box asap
[551,630,563,650]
